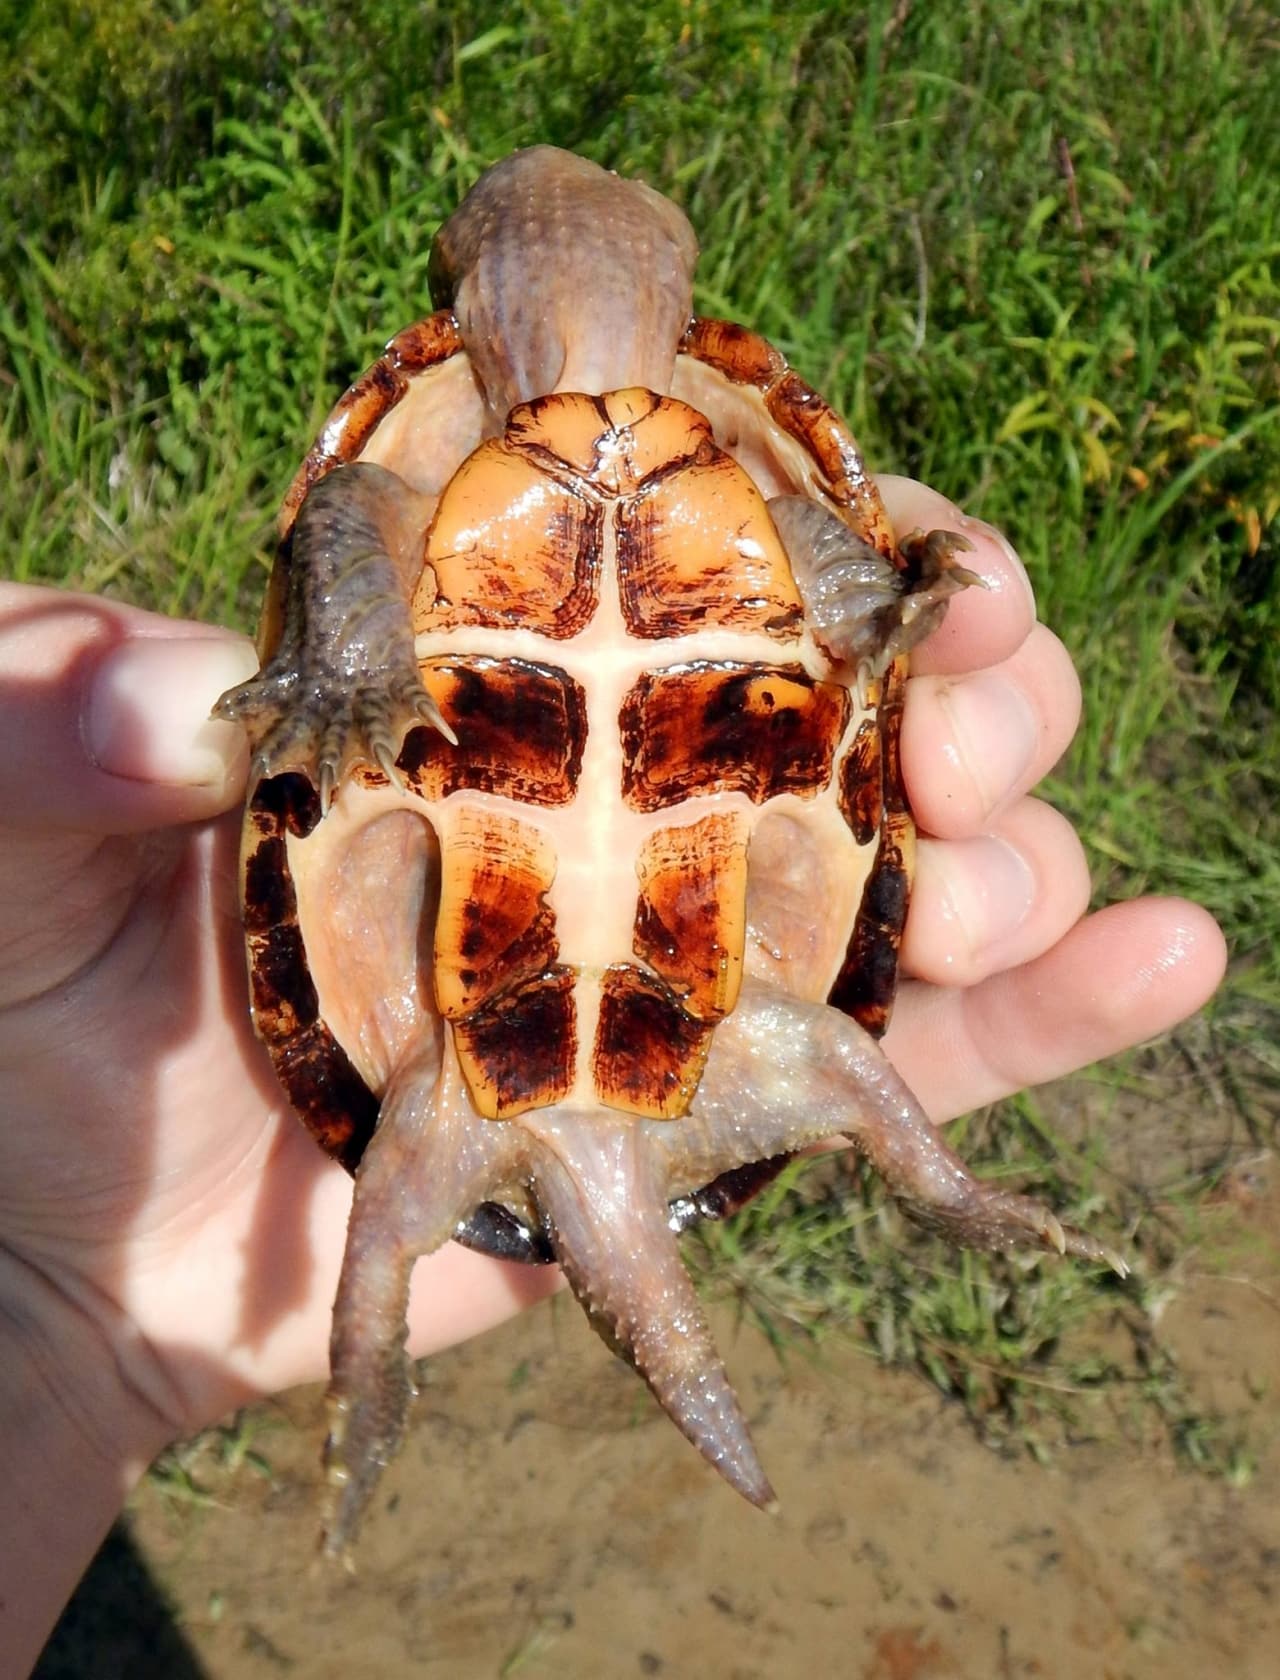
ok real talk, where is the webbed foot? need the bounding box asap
[219,659,455,810]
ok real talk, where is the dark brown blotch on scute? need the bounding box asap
[829,682,912,1038]
[827,935,902,1039]
[275,1023,380,1174]
[619,663,850,812]
[452,967,577,1119]
[826,846,909,1037]
[880,682,906,793]
[592,964,714,1118]
[839,719,883,847]
[446,896,557,1009]
[858,851,910,929]
[401,657,587,806]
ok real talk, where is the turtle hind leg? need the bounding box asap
[521,1110,776,1509]
[768,493,982,673]
[688,983,1127,1276]
[322,1037,521,1560]
[215,463,455,812]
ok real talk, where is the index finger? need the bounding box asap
[0,583,256,833]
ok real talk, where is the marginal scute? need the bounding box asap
[633,812,748,1019]
[828,682,912,1038]
[452,966,577,1119]
[401,656,587,806]
[839,718,883,847]
[275,1024,380,1174]
[248,921,319,1040]
[619,662,851,811]
[433,810,558,1018]
[592,964,714,1118]
[679,315,894,556]
[679,318,787,389]
[240,783,380,1171]
[278,309,463,536]
[243,833,297,934]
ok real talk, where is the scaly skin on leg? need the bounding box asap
[323,1040,521,1559]
[214,462,455,810]
[768,493,983,672]
[683,985,1127,1273]
[521,1112,776,1509]
[320,983,1120,1553]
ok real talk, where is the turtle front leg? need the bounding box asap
[769,494,982,674]
[216,462,455,811]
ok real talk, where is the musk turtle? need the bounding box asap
[216,147,1119,1554]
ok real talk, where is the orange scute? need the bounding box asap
[633,812,748,1020]
[416,439,602,636]
[433,809,558,1019]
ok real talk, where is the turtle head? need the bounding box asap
[429,146,698,424]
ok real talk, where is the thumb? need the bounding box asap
[0,584,258,833]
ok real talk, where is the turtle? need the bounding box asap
[216,146,1122,1556]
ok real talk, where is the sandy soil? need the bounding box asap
[38,1148,1279,1680]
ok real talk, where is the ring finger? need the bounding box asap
[902,796,1092,988]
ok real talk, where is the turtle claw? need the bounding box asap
[897,1180,1127,1276]
[316,754,340,814]
[321,1370,419,1564]
[217,663,454,812]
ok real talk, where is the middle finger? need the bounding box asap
[903,622,1082,838]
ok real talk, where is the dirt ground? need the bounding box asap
[37,1145,1279,1680]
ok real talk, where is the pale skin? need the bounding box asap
[0,479,1225,1671]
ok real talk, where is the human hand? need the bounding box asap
[0,579,562,1669]
[872,477,1224,1116]
[0,481,1224,1664]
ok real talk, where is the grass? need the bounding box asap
[4,0,1278,1468]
